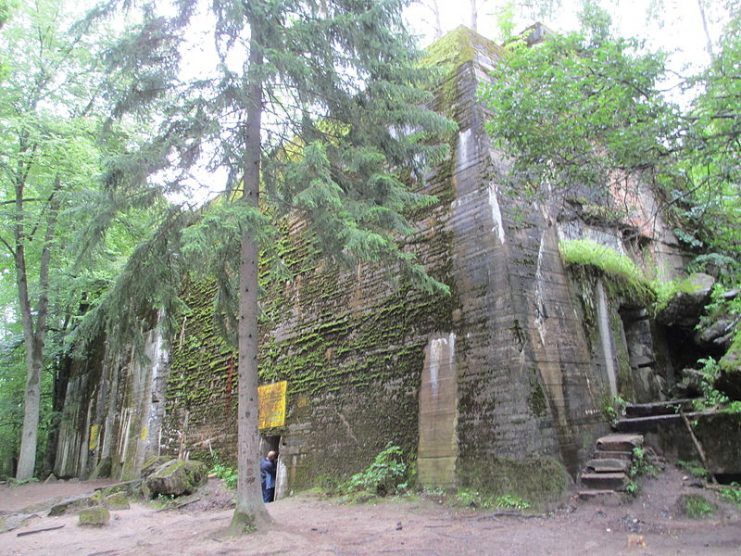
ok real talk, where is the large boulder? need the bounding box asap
[78,506,110,527]
[656,273,716,329]
[143,459,208,498]
[141,455,173,479]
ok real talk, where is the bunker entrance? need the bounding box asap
[259,434,286,500]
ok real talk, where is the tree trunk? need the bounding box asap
[16,344,42,480]
[696,0,715,61]
[15,175,60,480]
[470,0,478,32]
[228,12,272,534]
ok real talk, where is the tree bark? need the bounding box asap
[228,12,272,534]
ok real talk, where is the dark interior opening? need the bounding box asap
[260,435,280,457]
[715,473,741,485]
[662,325,724,377]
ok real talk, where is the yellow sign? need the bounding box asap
[258,381,287,429]
[89,424,99,451]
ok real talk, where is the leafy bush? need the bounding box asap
[626,446,659,495]
[719,483,741,506]
[600,393,627,425]
[210,463,238,490]
[693,357,730,410]
[342,443,408,497]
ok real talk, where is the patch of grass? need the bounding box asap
[451,490,531,511]
[678,494,717,519]
[677,460,709,480]
[653,276,706,313]
[559,239,654,305]
[494,494,530,510]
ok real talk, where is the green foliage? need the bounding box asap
[692,357,730,410]
[625,445,659,495]
[494,494,531,510]
[718,483,741,506]
[452,489,530,511]
[600,393,627,426]
[480,14,680,200]
[341,443,408,497]
[210,463,238,490]
[453,489,490,508]
[678,494,717,519]
[629,446,658,479]
[480,9,740,282]
[559,239,654,305]
[653,277,707,314]
[677,460,709,480]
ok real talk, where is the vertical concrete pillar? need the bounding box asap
[418,333,458,488]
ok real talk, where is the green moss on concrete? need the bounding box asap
[560,239,655,307]
[422,26,504,73]
[458,456,571,509]
[528,376,547,417]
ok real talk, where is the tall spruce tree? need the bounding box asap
[87,0,453,531]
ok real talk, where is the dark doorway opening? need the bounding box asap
[259,435,283,501]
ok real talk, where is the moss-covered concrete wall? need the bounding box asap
[54,28,677,501]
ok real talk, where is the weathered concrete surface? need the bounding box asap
[418,333,458,487]
[53,27,694,502]
[54,318,170,482]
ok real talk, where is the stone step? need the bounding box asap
[577,489,622,501]
[596,433,643,452]
[591,450,633,461]
[585,458,630,474]
[580,472,629,491]
[624,399,694,418]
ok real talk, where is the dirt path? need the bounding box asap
[1,467,739,555]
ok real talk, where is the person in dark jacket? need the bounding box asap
[260,450,277,503]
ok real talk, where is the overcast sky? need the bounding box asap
[404,0,729,74]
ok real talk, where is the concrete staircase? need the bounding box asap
[577,433,643,499]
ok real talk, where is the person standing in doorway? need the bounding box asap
[260,450,277,503]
